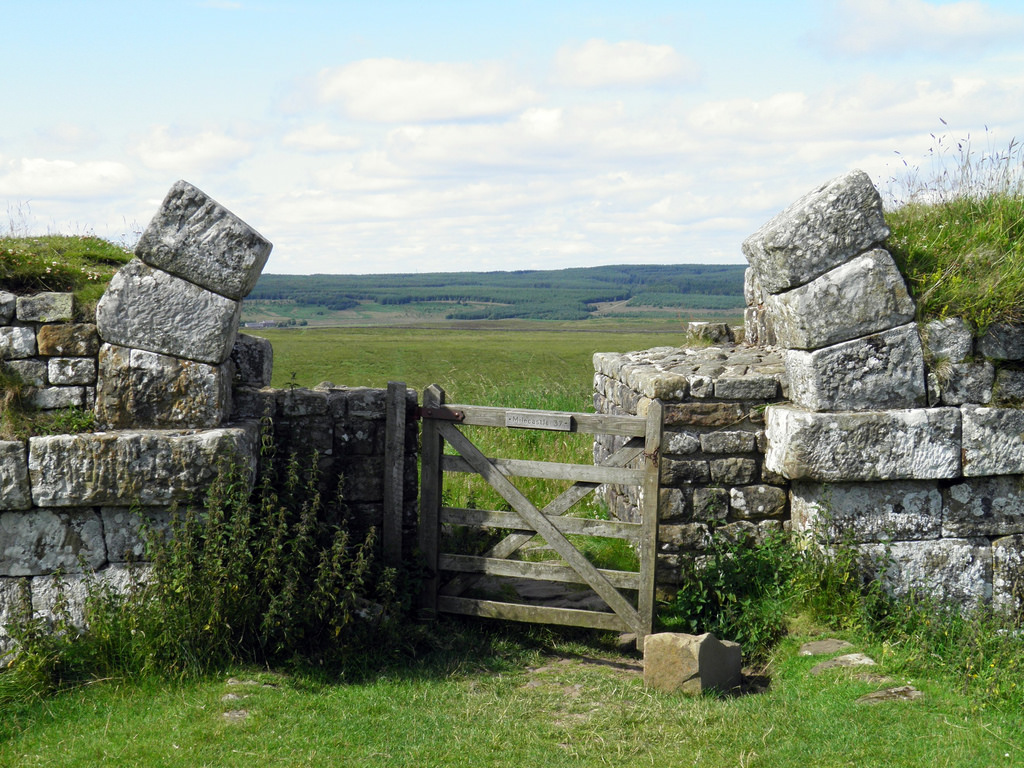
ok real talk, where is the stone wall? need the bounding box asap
[2,182,420,657]
[597,169,1024,614]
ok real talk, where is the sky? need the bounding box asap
[2,0,1024,275]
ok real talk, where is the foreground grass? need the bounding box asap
[2,622,1021,768]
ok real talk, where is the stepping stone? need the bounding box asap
[856,685,923,704]
[809,652,876,675]
[799,638,854,656]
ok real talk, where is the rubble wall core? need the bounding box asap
[596,169,1023,614]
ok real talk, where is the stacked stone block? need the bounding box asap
[593,341,788,598]
[1,291,98,411]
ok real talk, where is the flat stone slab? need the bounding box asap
[765,406,961,481]
[135,180,273,301]
[767,249,915,350]
[856,685,923,704]
[785,323,926,411]
[791,480,942,542]
[810,652,876,675]
[643,632,742,695]
[742,169,890,294]
[799,638,854,656]
[28,424,257,507]
[962,405,1024,476]
[95,343,231,429]
[96,259,242,364]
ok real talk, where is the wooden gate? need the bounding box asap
[417,384,663,648]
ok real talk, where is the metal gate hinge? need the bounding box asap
[417,406,465,422]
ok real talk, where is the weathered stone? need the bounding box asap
[665,403,746,428]
[687,375,714,398]
[631,370,689,400]
[699,430,757,454]
[0,327,36,359]
[0,441,31,511]
[687,322,733,344]
[663,430,701,455]
[856,685,923,705]
[47,357,96,386]
[937,361,994,405]
[791,480,941,542]
[0,508,106,576]
[231,386,277,420]
[0,577,24,659]
[962,405,1024,476]
[101,506,172,562]
[766,250,915,350]
[658,523,711,551]
[35,323,100,357]
[277,387,330,418]
[0,291,15,323]
[659,487,691,521]
[714,375,780,400]
[643,632,742,695]
[799,638,854,656]
[661,459,711,485]
[765,406,961,481]
[809,653,876,676]
[3,359,45,387]
[334,418,381,456]
[27,424,257,506]
[993,534,1024,615]
[742,169,890,294]
[28,386,84,410]
[730,485,787,519]
[95,343,231,429]
[16,292,73,323]
[744,267,765,307]
[231,333,273,387]
[785,324,926,412]
[710,457,758,484]
[994,368,1024,404]
[134,180,273,301]
[859,538,992,608]
[943,476,1024,537]
[693,487,730,522]
[339,457,385,501]
[977,323,1024,361]
[923,317,973,363]
[96,259,242,364]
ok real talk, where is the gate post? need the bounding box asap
[383,381,407,566]
[418,384,445,617]
[637,399,664,649]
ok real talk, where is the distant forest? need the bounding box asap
[247,264,746,321]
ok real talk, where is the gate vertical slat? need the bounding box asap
[418,384,445,617]
[637,399,664,649]
[383,381,407,566]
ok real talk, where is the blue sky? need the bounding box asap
[2,0,1023,274]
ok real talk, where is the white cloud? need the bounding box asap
[316,59,539,122]
[282,124,362,152]
[826,0,1024,55]
[0,158,133,199]
[131,126,254,173]
[555,39,699,87]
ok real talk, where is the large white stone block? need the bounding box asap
[859,538,992,609]
[766,250,915,350]
[791,480,941,542]
[765,405,961,481]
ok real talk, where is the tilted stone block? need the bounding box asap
[643,632,742,695]
[135,180,272,301]
[742,169,890,295]
[0,441,31,511]
[96,259,242,364]
[923,317,973,363]
[791,480,941,542]
[0,327,36,359]
[35,323,100,357]
[977,323,1024,361]
[766,250,915,350]
[0,508,106,576]
[944,476,1024,537]
[230,333,274,387]
[47,357,96,386]
[785,323,926,411]
[28,423,257,506]
[95,343,232,429]
[993,534,1024,615]
[859,538,992,609]
[962,405,1024,476]
[16,292,73,323]
[764,405,961,481]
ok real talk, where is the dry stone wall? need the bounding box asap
[598,169,1024,614]
[2,182,419,658]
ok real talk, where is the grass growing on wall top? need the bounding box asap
[885,130,1024,332]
